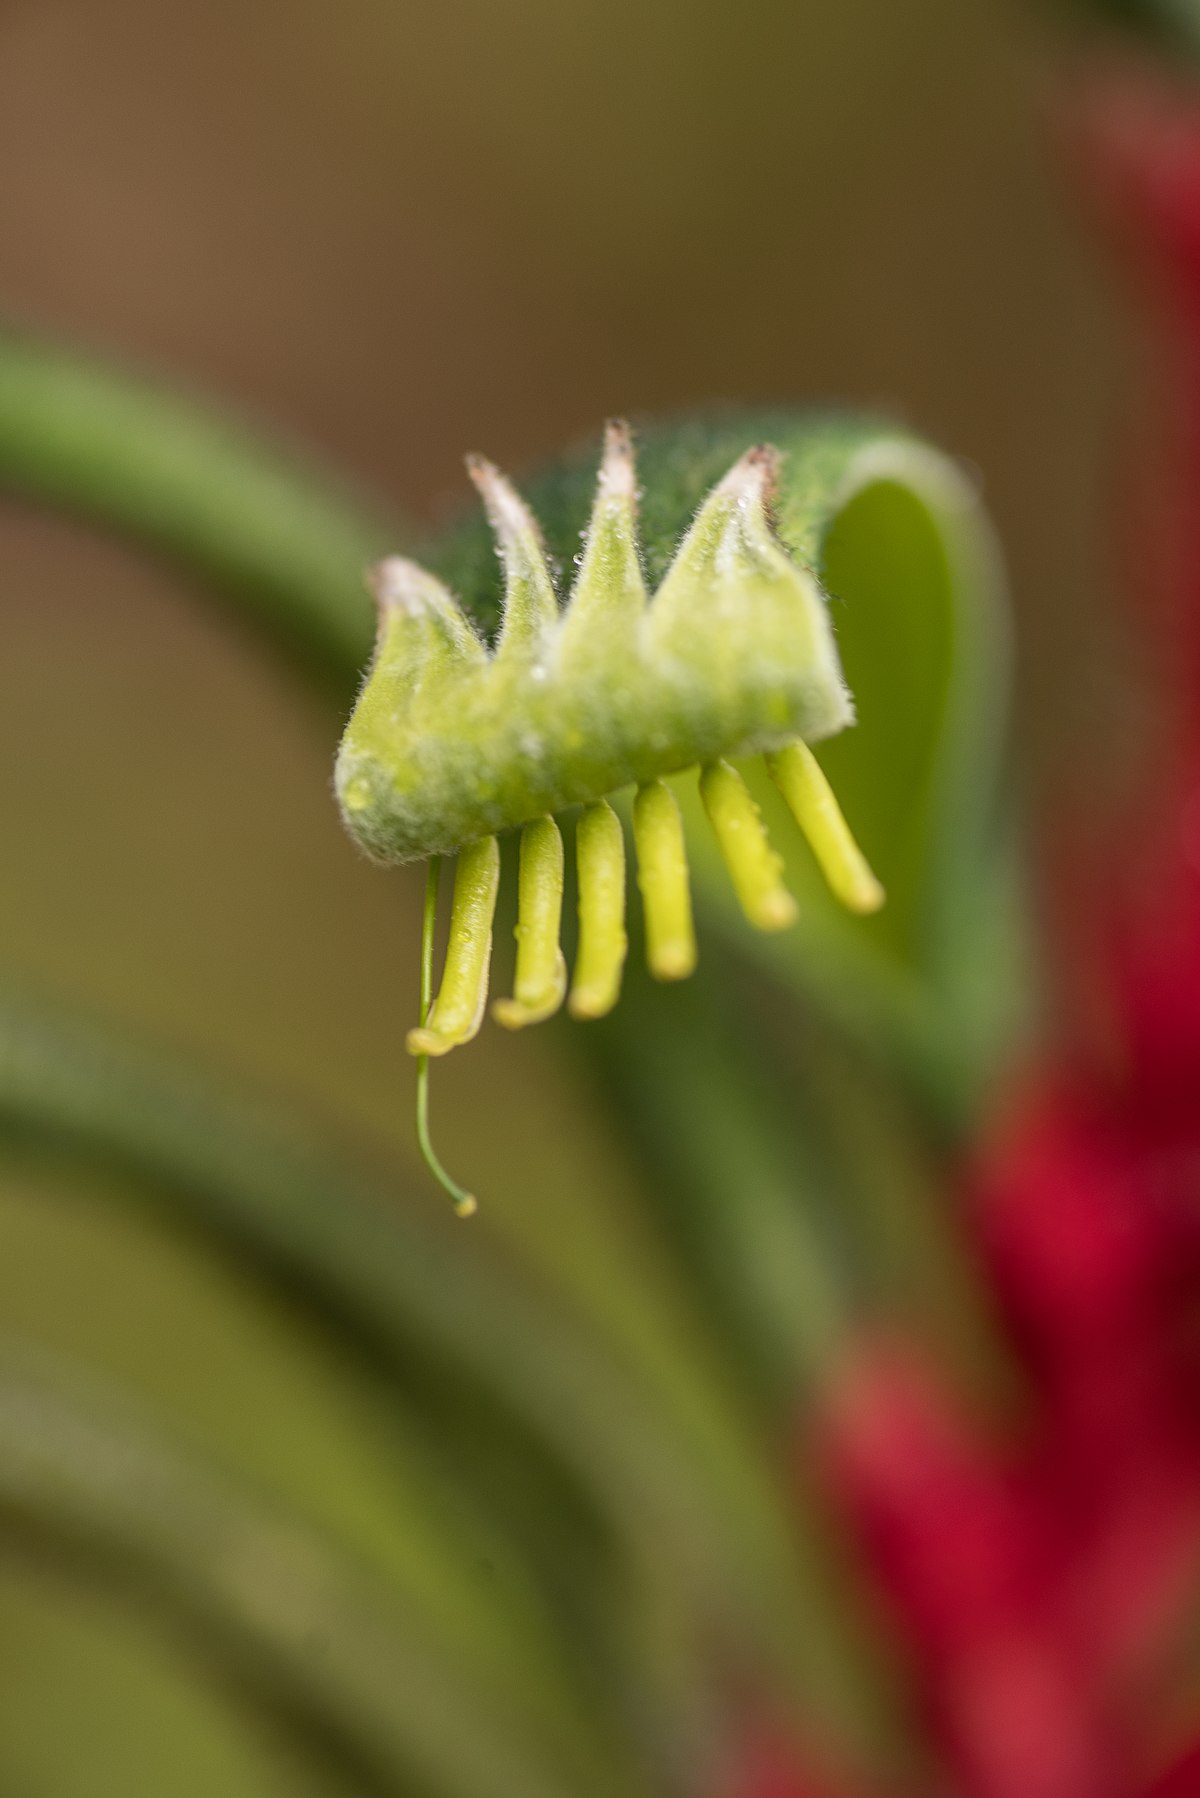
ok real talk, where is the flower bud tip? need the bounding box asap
[466,453,544,552]
[717,443,780,509]
[599,419,637,500]
[368,556,445,617]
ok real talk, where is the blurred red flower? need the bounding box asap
[742,58,1200,1798]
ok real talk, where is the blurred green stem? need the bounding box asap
[0,1345,628,1798]
[0,331,389,686]
[0,989,909,1770]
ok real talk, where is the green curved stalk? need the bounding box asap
[0,987,911,1773]
[0,333,387,686]
[0,1342,632,1798]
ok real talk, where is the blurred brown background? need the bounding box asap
[0,2,1123,1791]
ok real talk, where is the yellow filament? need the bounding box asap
[569,799,627,1018]
[633,780,697,981]
[406,837,500,1055]
[493,816,567,1029]
[699,759,797,931]
[765,741,885,914]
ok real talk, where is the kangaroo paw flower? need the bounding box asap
[336,419,888,1205]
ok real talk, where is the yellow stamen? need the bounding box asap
[493,816,568,1029]
[700,759,797,932]
[407,837,500,1056]
[633,780,697,981]
[765,741,885,914]
[569,799,628,1018]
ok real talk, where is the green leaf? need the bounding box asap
[0,1340,634,1798]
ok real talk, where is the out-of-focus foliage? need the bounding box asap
[1052,0,1200,55]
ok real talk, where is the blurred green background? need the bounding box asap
[0,1,1125,1792]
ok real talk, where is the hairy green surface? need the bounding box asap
[337,420,869,862]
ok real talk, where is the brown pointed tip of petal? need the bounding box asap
[720,443,781,510]
[367,556,441,618]
[465,453,543,549]
[464,452,507,514]
[598,419,637,503]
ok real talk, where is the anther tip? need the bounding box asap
[490,998,529,1031]
[848,876,887,916]
[649,944,697,983]
[491,988,565,1031]
[567,986,617,1021]
[454,1193,479,1219]
[755,892,800,932]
